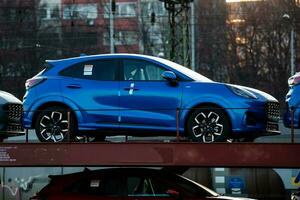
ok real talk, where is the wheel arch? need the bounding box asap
[182,102,232,137]
[32,102,78,129]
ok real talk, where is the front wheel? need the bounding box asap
[187,106,231,143]
[35,106,76,142]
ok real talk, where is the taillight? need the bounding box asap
[288,73,300,86]
[25,77,46,90]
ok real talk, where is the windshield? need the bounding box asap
[154,57,213,82]
[177,175,219,197]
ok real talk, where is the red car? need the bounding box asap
[31,168,255,200]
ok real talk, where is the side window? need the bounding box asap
[66,176,124,196]
[127,176,171,197]
[60,60,118,81]
[123,60,165,81]
[60,63,83,78]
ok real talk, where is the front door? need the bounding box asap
[119,59,182,134]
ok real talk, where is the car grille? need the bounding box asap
[265,102,280,121]
[6,104,23,122]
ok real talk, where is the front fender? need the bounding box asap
[179,95,235,131]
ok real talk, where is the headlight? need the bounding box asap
[227,85,257,99]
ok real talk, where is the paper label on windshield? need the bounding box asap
[84,64,93,75]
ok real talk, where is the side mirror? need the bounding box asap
[162,71,177,83]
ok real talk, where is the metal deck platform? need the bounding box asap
[0,143,299,167]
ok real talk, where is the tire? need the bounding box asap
[35,106,76,142]
[187,106,231,143]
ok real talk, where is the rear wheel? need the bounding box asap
[187,106,231,143]
[35,106,76,142]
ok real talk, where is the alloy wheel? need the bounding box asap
[39,111,69,142]
[192,111,224,143]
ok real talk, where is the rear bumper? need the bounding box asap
[283,107,300,128]
[283,115,300,128]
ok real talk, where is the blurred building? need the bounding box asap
[60,0,140,57]
[59,0,166,57]
[0,0,37,98]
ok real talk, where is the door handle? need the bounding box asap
[67,84,81,89]
[123,87,139,91]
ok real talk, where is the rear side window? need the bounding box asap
[60,59,119,81]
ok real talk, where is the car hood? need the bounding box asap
[227,84,278,102]
[0,90,22,104]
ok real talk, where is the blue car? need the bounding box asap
[284,72,300,128]
[22,54,280,142]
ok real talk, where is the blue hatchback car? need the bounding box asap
[23,54,280,142]
[284,72,300,128]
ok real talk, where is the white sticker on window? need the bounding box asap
[84,64,93,76]
[90,180,100,187]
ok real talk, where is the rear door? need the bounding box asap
[60,59,120,132]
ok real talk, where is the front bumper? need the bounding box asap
[232,101,280,138]
[0,103,25,138]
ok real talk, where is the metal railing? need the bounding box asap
[288,106,300,143]
[9,104,297,143]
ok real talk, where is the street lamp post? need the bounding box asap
[190,1,195,71]
[291,26,296,76]
[110,0,115,54]
[283,13,296,76]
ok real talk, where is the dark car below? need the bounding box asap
[31,168,255,200]
[0,90,24,141]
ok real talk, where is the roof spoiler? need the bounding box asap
[48,168,91,180]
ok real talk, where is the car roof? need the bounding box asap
[49,167,172,180]
[46,54,160,65]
